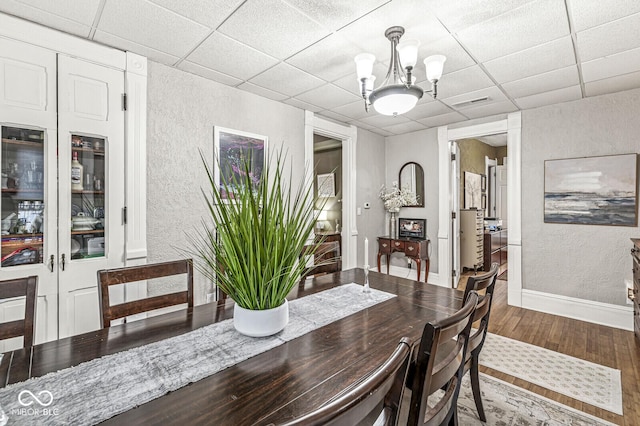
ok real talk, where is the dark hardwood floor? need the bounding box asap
[461,273,640,425]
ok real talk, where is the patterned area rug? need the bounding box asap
[479,332,623,415]
[457,373,616,425]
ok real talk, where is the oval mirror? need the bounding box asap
[399,162,424,207]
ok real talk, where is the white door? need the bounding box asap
[0,38,59,348]
[57,55,125,338]
[450,141,460,288]
[496,163,508,227]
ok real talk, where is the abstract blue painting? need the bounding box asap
[544,153,637,226]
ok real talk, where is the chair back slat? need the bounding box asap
[463,263,499,351]
[98,259,194,328]
[0,276,37,348]
[279,338,412,426]
[407,291,479,426]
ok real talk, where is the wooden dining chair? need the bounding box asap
[299,241,342,281]
[279,337,412,426]
[97,259,194,328]
[406,291,479,426]
[461,262,499,422]
[0,276,37,348]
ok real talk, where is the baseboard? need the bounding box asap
[372,265,440,286]
[521,289,633,331]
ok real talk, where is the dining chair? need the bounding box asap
[0,276,37,348]
[299,241,341,281]
[461,262,499,422]
[279,337,412,426]
[406,291,479,426]
[97,259,194,328]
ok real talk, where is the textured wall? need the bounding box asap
[356,128,386,268]
[458,138,503,208]
[385,128,439,273]
[146,62,305,303]
[521,88,640,305]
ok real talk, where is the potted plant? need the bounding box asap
[189,150,322,337]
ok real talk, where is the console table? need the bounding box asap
[377,236,430,282]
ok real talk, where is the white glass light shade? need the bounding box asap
[365,75,376,91]
[354,53,376,80]
[397,39,420,68]
[424,55,446,82]
[373,93,419,116]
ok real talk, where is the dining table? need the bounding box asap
[0,269,464,425]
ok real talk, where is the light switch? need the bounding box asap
[356,207,362,215]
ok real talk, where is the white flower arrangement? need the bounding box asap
[379,183,418,212]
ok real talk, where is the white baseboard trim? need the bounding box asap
[372,265,440,286]
[521,289,633,331]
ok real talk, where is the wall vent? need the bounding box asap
[451,96,490,108]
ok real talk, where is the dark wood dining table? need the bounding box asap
[0,269,463,425]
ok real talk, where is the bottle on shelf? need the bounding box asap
[71,151,83,191]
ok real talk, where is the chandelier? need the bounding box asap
[354,26,446,116]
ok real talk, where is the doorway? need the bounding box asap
[313,134,343,251]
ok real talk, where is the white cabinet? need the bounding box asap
[460,209,484,272]
[0,19,147,349]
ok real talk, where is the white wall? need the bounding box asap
[384,128,440,274]
[521,88,640,306]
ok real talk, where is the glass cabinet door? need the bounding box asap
[70,134,105,259]
[1,126,45,267]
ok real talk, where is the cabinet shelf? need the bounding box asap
[2,138,44,148]
[2,233,43,239]
[72,146,105,156]
[71,229,104,235]
[71,190,105,195]
[2,188,44,195]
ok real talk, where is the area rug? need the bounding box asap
[479,332,623,415]
[0,284,394,425]
[457,373,616,425]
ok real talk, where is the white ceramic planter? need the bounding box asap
[233,299,289,337]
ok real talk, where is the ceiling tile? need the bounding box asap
[403,99,452,121]
[382,120,427,134]
[569,0,640,32]
[514,85,582,109]
[456,0,570,62]
[332,62,388,93]
[577,12,640,62]
[98,0,211,57]
[459,100,518,119]
[285,0,390,31]
[316,110,351,124]
[10,0,101,25]
[294,83,361,110]
[249,63,325,97]
[425,0,534,33]
[581,47,640,83]
[436,65,494,99]
[217,0,330,60]
[94,30,180,66]
[442,86,507,110]
[185,32,278,80]
[358,113,411,128]
[177,61,243,86]
[584,71,640,97]
[0,0,92,37]
[283,97,323,112]
[237,82,289,101]
[417,111,467,127]
[148,0,244,28]
[286,33,363,82]
[502,65,579,98]
[350,120,377,131]
[483,36,575,84]
[419,35,476,75]
[331,100,371,120]
[338,0,449,60]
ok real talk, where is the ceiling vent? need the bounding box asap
[451,96,490,108]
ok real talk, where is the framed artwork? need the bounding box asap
[398,218,426,239]
[317,173,336,197]
[464,171,483,209]
[214,127,267,200]
[544,153,638,226]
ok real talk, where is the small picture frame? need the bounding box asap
[398,218,426,239]
[317,172,336,197]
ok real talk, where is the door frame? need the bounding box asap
[304,111,357,269]
[437,112,522,306]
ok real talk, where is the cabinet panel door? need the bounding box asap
[57,55,125,338]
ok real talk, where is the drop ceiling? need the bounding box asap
[2,0,640,137]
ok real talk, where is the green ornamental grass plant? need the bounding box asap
[190,150,323,310]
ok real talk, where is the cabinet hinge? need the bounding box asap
[123,206,127,224]
[451,211,456,219]
[122,93,127,111]
[450,153,456,161]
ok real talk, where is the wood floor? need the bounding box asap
[461,273,640,425]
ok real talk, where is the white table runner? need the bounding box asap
[0,284,394,425]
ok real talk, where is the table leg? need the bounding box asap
[386,254,390,274]
[416,259,421,282]
[424,259,430,283]
[377,252,382,273]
